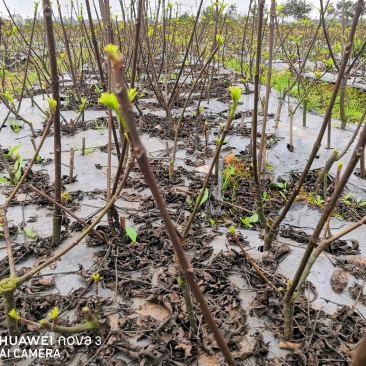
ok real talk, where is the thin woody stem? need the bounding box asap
[18,155,135,284]
[4,114,54,208]
[29,185,105,241]
[1,211,16,276]
[0,114,54,280]
[231,233,279,294]
[322,215,366,247]
[43,0,62,245]
[111,53,237,366]
[285,118,366,304]
[266,0,364,249]
[17,307,99,335]
[182,113,234,238]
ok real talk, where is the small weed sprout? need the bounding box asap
[262,191,271,202]
[12,151,23,184]
[240,214,258,228]
[9,119,22,133]
[94,119,106,135]
[198,188,209,206]
[24,227,37,239]
[74,145,94,156]
[125,226,137,243]
[222,164,236,191]
[61,192,73,204]
[307,193,325,207]
[356,197,366,207]
[342,193,352,206]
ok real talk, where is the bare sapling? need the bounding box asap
[264,0,364,250]
[273,8,322,128]
[283,120,366,340]
[258,0,276,176]
[250,0,270,236]
[315,106,366,189]
[43,0,62,245]
[182,86,242,238]
[106,45,237,366]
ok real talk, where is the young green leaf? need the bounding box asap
[14,168,22,183]
[14,159,19,172]
[315,195,324,205]
[126,226,137,243]
[199,188,209,206]
[48,307,59,320]
[229,225,236,236]
[98,92,125,125]
[5,143,22,158]
[229,86,242,105]
[240,213,258,228]
[48,98,57,113]
[24,227,37,239]
[61,192,73,203]
[84,148,94,155]
[128,88,138,102]
[3,91,14,104]
[98,92,119,113]
[8,309,20,321]
[249,214,258,223]
[216,34,224,45]
[240,217,252,227]
[105,44,119,63]
[92,272,100,283]
[343,193,352,201]
[279,191,287,201]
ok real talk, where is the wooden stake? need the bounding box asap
[120,216,126,230]
[81,137,85,156]
[240,112,245,130]
[69,147,74,182]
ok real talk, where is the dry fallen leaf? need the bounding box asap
[175,343,192,358]
[38,277,55,287]
[279,341,301,350]
[331,269,348,294]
